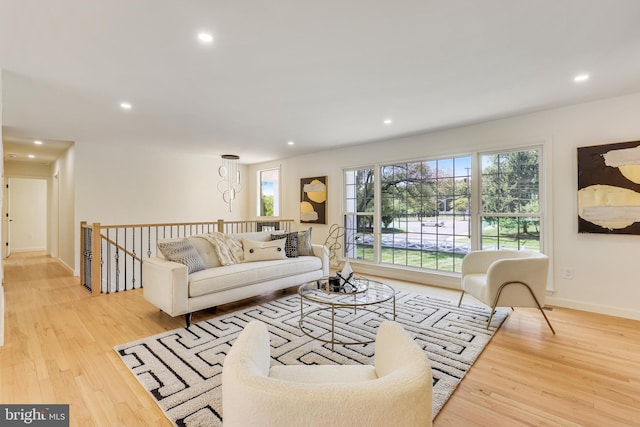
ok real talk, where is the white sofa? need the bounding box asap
[222,320,433,427]
[143,231,329,327]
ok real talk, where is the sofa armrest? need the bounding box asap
[374,321,431,378]
[142,257,190,316]
[311,244,330,277]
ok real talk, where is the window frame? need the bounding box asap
[257,167,281,218]
[343,154,473,273]
[477,144,545,253]
[342,142,549,276]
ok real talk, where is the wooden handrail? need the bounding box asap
[101,234,142,263]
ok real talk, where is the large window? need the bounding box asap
[344,156,471,273]
[257,168,280,217]
[343,147,542,274]
[480,148,541,250]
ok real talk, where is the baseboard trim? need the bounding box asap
[57,258,75,275]
[546,296,640,321]
[10,247,47,253]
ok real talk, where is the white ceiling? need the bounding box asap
[2,0,640,165]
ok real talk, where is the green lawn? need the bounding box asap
[355,245,465,273]
[352,227,540,272]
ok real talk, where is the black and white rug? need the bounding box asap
[115,291,508,426]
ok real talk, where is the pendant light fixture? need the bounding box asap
[218,154,241,211]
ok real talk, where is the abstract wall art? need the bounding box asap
[577,140,640,234]
[300,176,327,224]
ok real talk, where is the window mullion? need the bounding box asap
[374,164,382,264]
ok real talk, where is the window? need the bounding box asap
[480,148,541,251]
[344,156,471,273]
[344,167,375,262]
[342,146,543,275]
[258,168,280,217]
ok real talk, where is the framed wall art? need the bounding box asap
[300,176,327,224]
[577,140,640,234]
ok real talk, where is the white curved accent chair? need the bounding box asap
[458,250,555,334]
[222,320,433,427]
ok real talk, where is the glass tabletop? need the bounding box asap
[298,277,395,306]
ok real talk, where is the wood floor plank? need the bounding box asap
[1,252,639,426]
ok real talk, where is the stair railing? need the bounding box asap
[80,219,293,294]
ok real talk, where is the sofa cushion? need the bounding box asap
[271,232,298,258]
[297,228,313,256]
[243,239,287,262]
[157,238,205,273]
[188,256,323,297]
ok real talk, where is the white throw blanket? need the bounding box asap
[202,232,244,265]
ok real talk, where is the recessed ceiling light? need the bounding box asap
[198,32,213,43]
[34,140,43,145]
[8,154,17,158]
[120,102,132,110]
[384,119,393,125]
[288,141,295,146]
[28,154,36,159]
[574,74,590,83]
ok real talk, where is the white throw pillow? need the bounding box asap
[297,228,313,256]
[243,238,287,262]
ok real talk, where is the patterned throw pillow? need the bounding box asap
[243,239,288,262]
[271,232,298,258]
[297,228,313,256]
[157,238,205,273]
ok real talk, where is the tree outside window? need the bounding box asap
[342,147,543,274]
[258,168,280,217]
[480,149,541,251]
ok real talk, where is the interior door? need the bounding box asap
[6,178,47,254]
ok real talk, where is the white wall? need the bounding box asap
[249,92,640,320]
[54,146,75,272]
[73,142,247,274]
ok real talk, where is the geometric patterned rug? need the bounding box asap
[115,290,508,426]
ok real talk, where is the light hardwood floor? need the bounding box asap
[1,252,638,426]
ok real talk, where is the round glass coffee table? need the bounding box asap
[298,277,396,351]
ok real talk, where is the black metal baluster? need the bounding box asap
[131,227,136,290]
[147,226,152,258]
[84,227,92,292]
[106,229,111,294]
[114,230,120,293]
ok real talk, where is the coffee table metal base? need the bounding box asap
[298,282,396,351]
